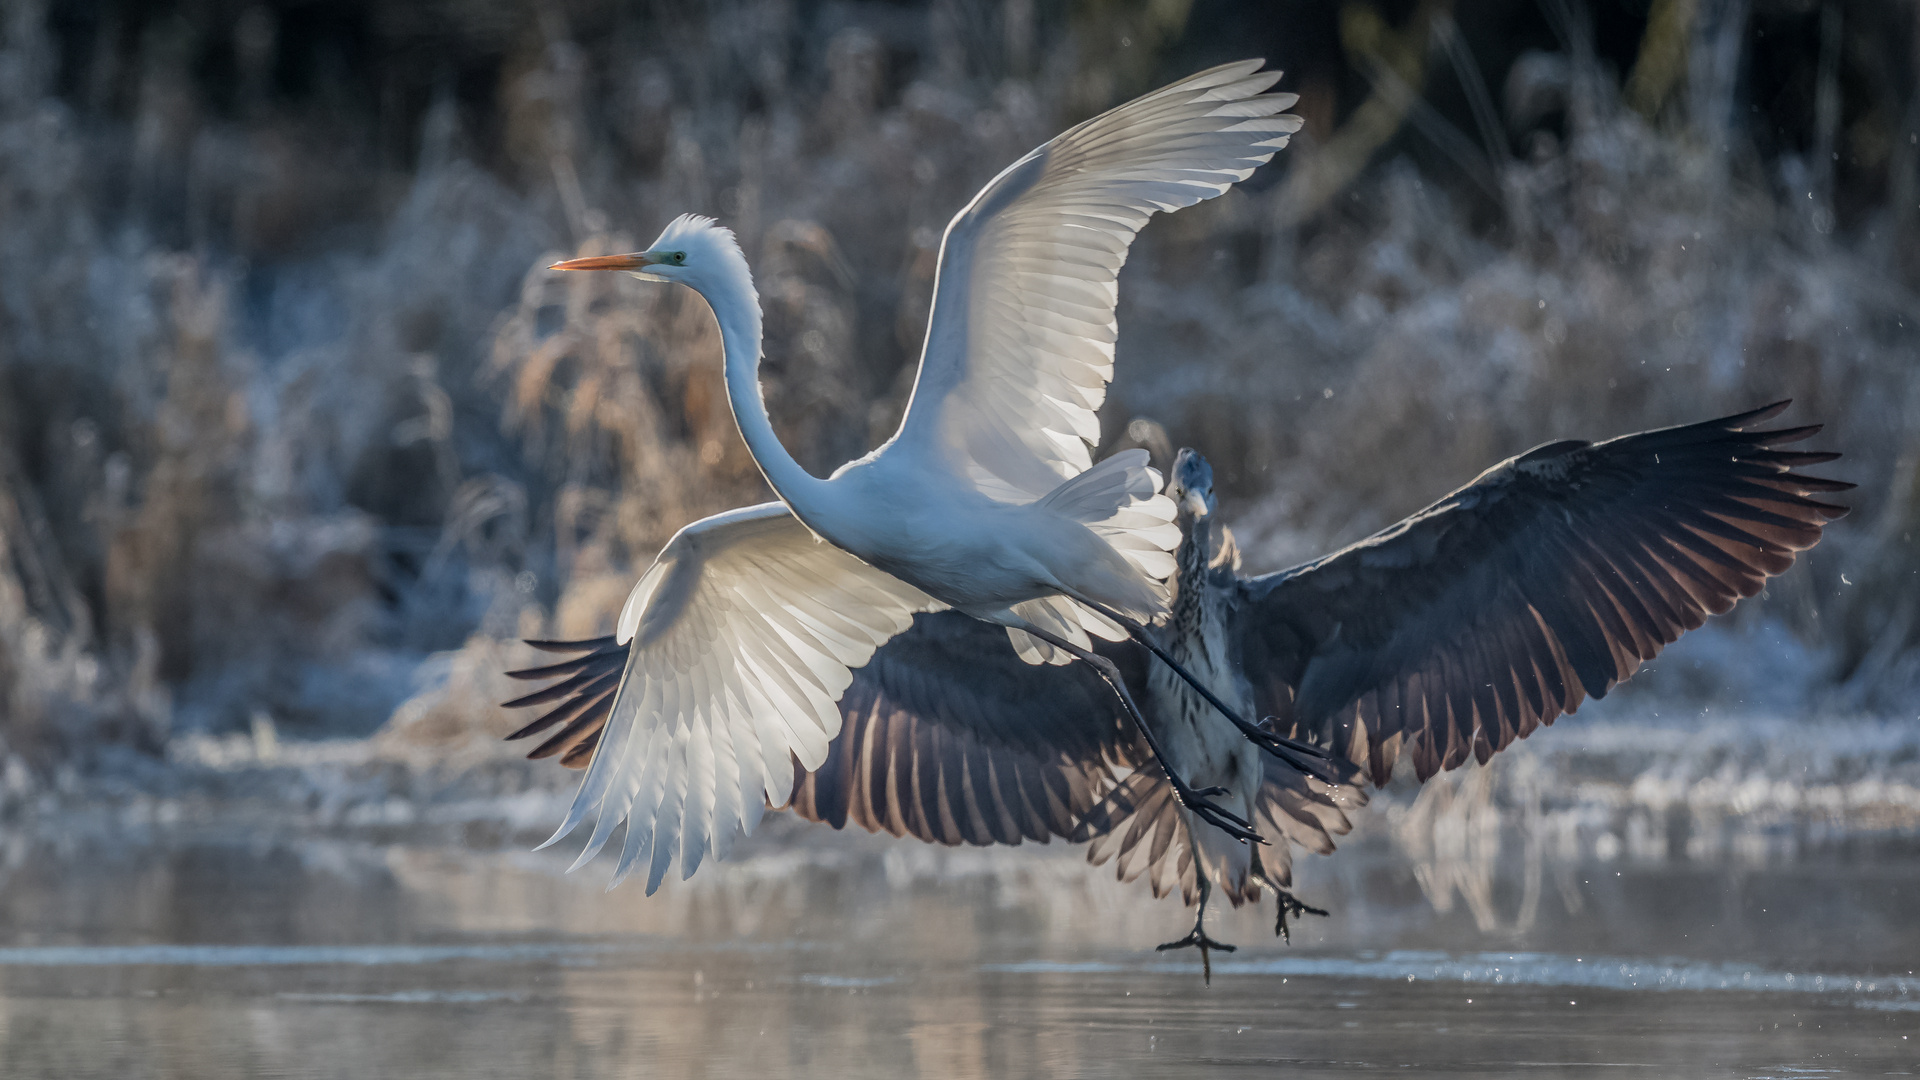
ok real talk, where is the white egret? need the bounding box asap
[534,61,1313,892]
[507,402,1848,980]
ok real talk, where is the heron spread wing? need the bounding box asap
[892,61,1302,501]
[534,502,939,893]
[1076,747,1365,906]
[1232,402,1852,787]
[789,611,1136,844]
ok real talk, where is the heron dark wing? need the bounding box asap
[1074,746,1368,906]
[790,611,1136,846]
[503,611,1141,846]
[1077,767,1197,902]
[1232,402,1852,787]
[1248,757,1367,894]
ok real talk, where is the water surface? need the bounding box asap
[0,824,1913,1078]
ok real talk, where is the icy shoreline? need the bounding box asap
[6,709,1916,872]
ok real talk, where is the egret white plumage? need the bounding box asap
[531,61,1317,892]
[506,402,1849,981]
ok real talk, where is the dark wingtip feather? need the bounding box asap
[559,730,602,769]
[1749,424,1824,446]
[527,693,613,761]
[504,717,552,741]
[1759,450,1842,467]
[505,657,596,681]
[1804,499,1852,519]
[1723,400,1792,429]
[1783,477,1855,495]
[501,682,578,709]
[522,636,617,653]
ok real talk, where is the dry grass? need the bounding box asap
[0,0,1915,785]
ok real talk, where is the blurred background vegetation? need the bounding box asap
[0,0,1916,791]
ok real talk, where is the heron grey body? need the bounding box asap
[1145,461,1266,904]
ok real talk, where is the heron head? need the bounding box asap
[549,214,749,293]
[1166,448,1215,521]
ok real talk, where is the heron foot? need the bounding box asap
[1235,716,1343,780]
[1271,888,1329,945]
[1166,775,1262,845]
[1157,926,1237,986]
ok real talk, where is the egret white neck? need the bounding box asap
[691,264,835,521]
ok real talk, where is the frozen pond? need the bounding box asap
[0,821,1914,1078]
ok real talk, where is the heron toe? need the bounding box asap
[1156,926,1238,986]
[1272,889,1330,945]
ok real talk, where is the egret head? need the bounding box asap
[549,214,751,296]
[1167,448,1215,521]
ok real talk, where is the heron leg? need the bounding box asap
[1154,876,1237,986]
[1015,625,1262,845]
[1079,600,1336,779]
[1250,849,1329,945]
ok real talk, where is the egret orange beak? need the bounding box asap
[549,252,657,271]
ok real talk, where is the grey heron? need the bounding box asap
[532,62,1317,892]
[504,402,1849,980]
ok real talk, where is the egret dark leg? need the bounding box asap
[1155,876,1237,985]
[1078,600,1335,777]
[1250,849,1329,945]
[1017,625,1262,846]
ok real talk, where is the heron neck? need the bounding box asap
[1171,516,1212,622]
[701,270,832,518]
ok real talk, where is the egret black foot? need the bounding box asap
[1272,889,1329,945]
[1157,928,1237,985]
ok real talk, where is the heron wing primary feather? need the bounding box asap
[891,60,1302,501]
[1243,757,1367,901]
[1230,402,1852,787]
[790,612,1133,845]
[1076,765,1198,902]
[538,502,939,893]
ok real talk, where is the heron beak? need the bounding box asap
[1181,490,1210,519]
[548,252,658,272]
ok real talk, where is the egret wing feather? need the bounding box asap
[508,611,1142,848]
[540,502,939,892]
[892,60,1302,501]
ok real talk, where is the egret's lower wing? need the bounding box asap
[542,502,940,894]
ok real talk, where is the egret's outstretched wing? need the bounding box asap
[534,502,938,893]
[506,613,1138,845]
[892,61,1301,501]
[1232,403,1852,786]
